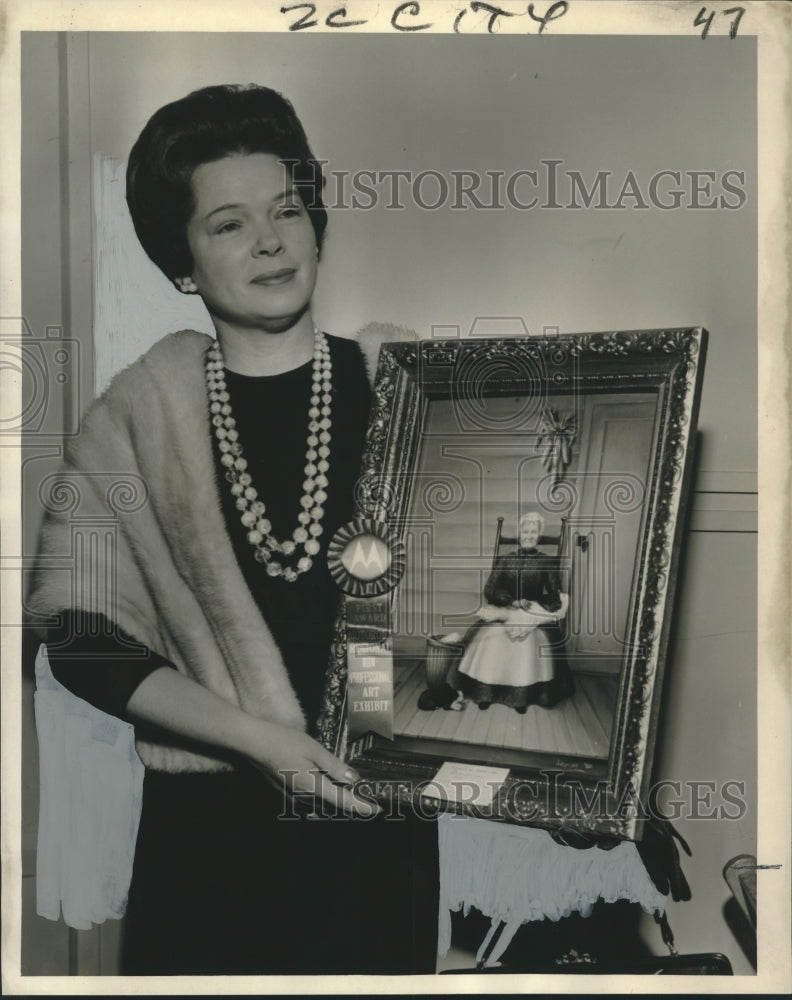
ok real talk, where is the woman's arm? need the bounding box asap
[125,667,378,816]
[504,593,570,639]
[510,593,570,624]
[46,613,375,815]
[46,610,176,719]
[540,565,563,613]
[483,557,516,607]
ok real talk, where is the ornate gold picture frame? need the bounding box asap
[320,329,707,841]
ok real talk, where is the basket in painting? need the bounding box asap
[425,635,465,690]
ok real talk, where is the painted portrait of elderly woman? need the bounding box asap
[454,511,574,713]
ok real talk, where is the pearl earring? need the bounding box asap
[175,276,198,294]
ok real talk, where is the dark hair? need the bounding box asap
[126,84,327,281]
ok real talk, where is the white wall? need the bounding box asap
[641,529,757,971]
[85,32,756,484]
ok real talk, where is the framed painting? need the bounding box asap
[319,328,707,841]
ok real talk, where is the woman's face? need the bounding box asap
[519,520,541,549]
[184,153,318,334]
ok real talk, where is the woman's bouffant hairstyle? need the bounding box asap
[126,84,328,282]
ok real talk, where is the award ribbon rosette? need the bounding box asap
[327,518,405,742]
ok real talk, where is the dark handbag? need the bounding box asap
[441,952,733,975]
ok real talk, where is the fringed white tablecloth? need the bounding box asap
[437,812,666,965]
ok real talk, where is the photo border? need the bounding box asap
[1,2,788,995]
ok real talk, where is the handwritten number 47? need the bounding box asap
[694,6,745,39]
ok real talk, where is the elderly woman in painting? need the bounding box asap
[456,511,574,712]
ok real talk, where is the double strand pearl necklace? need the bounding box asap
[205,328,332,582]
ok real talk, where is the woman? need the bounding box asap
[29,84,437,975]
[455,511,574,712]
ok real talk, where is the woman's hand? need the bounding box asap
[506,604,544,623]
[243,720,380,817]
[125,666,379,817]
[506,624,537,641]
[477,603,507,622]
[511,594,570,624]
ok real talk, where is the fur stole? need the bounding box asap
[28,323,416,772]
